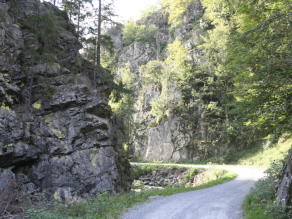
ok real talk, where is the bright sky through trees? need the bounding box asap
[114,0,159,22]
[43,0,159,22]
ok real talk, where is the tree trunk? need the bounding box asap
[77,1,80,40]
[156,31,160,61]
[93,40,96,87]
[96,0,101,66]
[28,36,37,109]
[127,117,130,159]
[28,70,34,108]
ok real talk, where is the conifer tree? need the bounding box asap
[109,63,137,158]
[86,0,116,87]
[62,0,92,41]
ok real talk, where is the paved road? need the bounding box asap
[122,164,265,219]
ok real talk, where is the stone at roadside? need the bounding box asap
[148,195,162,200]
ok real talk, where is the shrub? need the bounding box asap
[156,114,167,125]
[147,121,158,129]
[265,205,292,219]
[123,21,157,46]
[247,176,275,203]
[132,180,145,189]
[0,179,24,218]
[184,168,198,183]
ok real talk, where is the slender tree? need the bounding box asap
[86,0,117,87]
[62,0,92,40]
[97,0,102,65]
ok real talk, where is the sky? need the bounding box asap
[44,0,160,23]
[114,0,160,22]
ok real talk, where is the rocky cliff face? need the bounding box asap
[275,148,292,206]
[0,0,131,201]
[113,2,212,161]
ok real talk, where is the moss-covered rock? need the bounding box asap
[0,0,131,202]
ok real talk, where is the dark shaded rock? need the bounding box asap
[0,0,132,202]
[0,169,15,194]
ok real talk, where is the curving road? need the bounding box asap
[122,164,265,219]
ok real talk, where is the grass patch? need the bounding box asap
[26,164,236,219]
[235,139,291,166]
[243,200,268,219]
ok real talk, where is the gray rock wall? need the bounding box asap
[0,0,131,201]
[114,2,207,161]
[135,114,193,161]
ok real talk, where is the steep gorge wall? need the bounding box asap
[113,2,220,161]
[0,0,131,201]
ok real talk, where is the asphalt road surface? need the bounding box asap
[122,164,265,219]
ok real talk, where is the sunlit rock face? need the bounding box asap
[111,2,210,161]
[139,115,193,161]
[0,0,131,201]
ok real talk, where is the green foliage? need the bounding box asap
[140,5,159,20]
[265,205,292,219]
[193,0,292,152]
[27,208,65,219]
[162,0,196,25]
[139,39,190,117]
[81,0,118,69]
[109,63,137,156]
[156,114,167,124]
[122,20,136,45]
[25,11,62,61]
[225,139,291,166]
[61,0,92,40]
[184,168,198,182]
[199,0,292,143]
[132,180,145,189]
[147,121,158,129]
[122,20,157,46]
[168,36,234,153]
[248,176,276,203]
[100,51,116,71]
[165,38,189,69]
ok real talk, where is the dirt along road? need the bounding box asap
[122,164,265,219]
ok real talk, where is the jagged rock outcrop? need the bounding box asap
[113,2,210,161]
[0,0,131,201]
